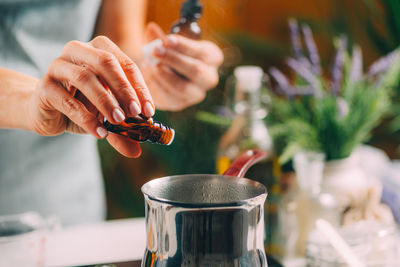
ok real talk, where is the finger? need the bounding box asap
[90,36,155,117]
[148,67,189,104]
[163,35,224,66]
[156,65,206,108]
[74,91,100,118]
[106,133,142,158]
[61,39,142,118]
[42,79,108,139]
[154,48,219,90]
[145,22,165,42]
[48,58,125,125]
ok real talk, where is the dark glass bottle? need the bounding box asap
[170,0,202,40]
[103,115,175,145]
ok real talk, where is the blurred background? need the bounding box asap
[98,0,400,224]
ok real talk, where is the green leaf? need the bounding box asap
[279,142,301,164]
[195,111,232,128]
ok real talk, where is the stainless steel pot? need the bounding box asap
[141,150,268,267]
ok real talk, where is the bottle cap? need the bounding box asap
[234,66,264,93]
[180,0,203,19]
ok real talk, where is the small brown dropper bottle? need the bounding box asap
[103,115,175,145]
[170,0,202,40]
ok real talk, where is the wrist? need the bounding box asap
[0,68,38,132]
[10,81,37,133]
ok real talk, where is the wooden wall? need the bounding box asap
[146,0,380,65]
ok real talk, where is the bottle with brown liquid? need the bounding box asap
[103,115,175,145]
[170,0,202,40]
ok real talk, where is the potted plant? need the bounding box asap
[266,19,400,224]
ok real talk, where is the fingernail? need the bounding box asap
[154,46,166,56]
[113,108,125,123]
[129,101,141,116]
[96,127,108,138]
[144,102,155,117]
[166,35,178,46]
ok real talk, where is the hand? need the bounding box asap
[141,23,223,111]
[29,36,155,158]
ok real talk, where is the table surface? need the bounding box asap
[45,218,146,267]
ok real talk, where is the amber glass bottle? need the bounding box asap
[103,115,175,145]
[170,0,202,40]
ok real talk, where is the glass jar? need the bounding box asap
[306,221,400,267]
[278,151,340,261]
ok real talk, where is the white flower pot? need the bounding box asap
[323,152,369,193]
[322,148,394,225]
[322,152,371,210]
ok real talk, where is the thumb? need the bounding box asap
[145,22,166,43]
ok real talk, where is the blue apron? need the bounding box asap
[0,0,105,226]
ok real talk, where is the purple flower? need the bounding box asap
[286,57,319,90]
[331,36,347,96]
[302,24,321,75]
[289,18,304,59]
[368,50,399,77]
[269,67,293,97]
[269,67,315,98]
[349,45,363,83]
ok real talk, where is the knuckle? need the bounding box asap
[216,50,224,65]
[203,42,224,65]
[62,40,82,54]
[164,50,173,60]
[132,84,147,95]
[191,63,203,77]
[37,78,54,104]
[195,89,206,101]
[208,71,220,89]
[212,51,224,66]
[48,58,59,72]
[91,35,111,45]
[37,83,48,99]
[73,68,92,84]
[116,82,133,96]
[123,60,139,75]
[96,92,113,108]
[62,97,81,113]
[39,75,52,89]
[99,52,118,69]
[33,120,62,136]
[37,87,50,107]
[78,112,94,127]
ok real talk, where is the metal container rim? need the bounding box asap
[141,174,268,208]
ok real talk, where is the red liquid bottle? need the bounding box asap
[170,0,202,40]
[103,115,175,145]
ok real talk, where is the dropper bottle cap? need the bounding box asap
[234,66,264,93]
[180,0,203,19]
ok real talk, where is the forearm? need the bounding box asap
[0,68,37,131]
[95,0,148,61]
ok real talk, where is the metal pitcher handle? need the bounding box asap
[223,149,268,178]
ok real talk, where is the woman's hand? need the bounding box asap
[29,36,155,157]
[141,23,223,111]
